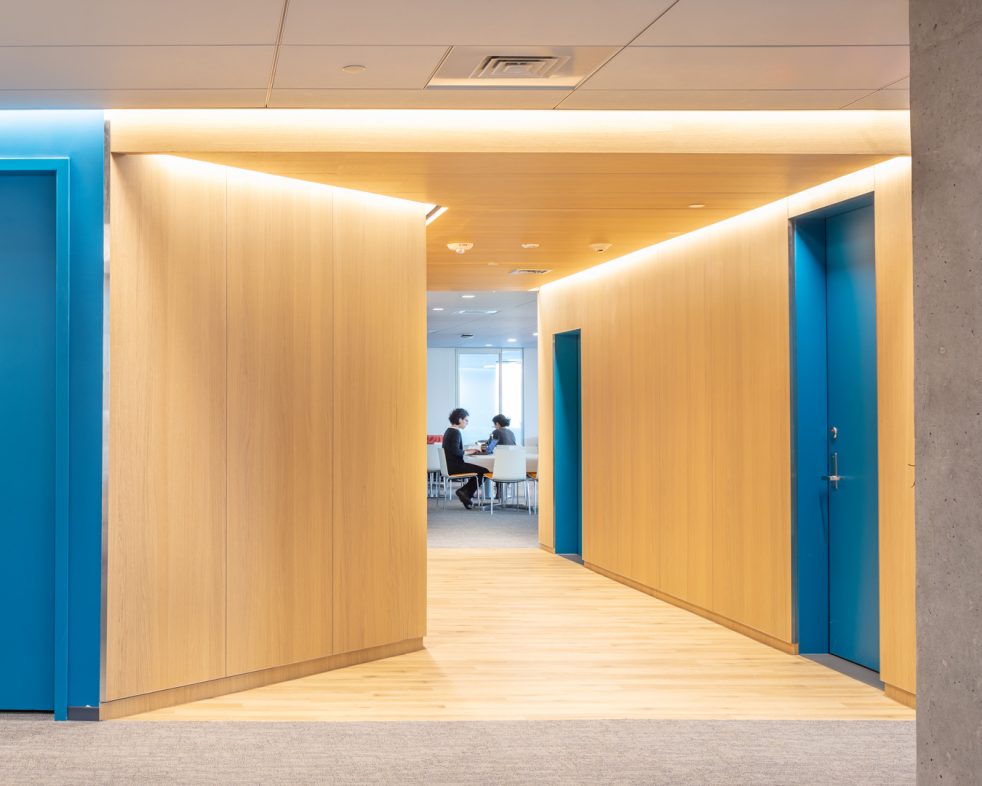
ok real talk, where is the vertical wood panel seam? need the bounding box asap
[224,172,229,677]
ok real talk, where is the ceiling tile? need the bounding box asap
[558,89,873,110]
[635,0,908,46]
[582,46,910,91]
[0,89,267,109]
[0,46,273,90]
[268,88,570,109]
[846,89,910,109]
[282,0,674,46]
[275,46,449,89]
[0,0,283,46]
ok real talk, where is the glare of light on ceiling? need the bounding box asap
[461,294,476,299]
[431,307,444,311]
[425,205,448,225]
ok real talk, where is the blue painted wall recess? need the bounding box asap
[0,112,105,719]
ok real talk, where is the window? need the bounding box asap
[456,348,523,446]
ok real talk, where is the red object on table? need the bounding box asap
[426,434,443,444]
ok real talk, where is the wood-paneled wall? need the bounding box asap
[107,157,228,700]
[332,193,428,654]
[225,172,335,675]
[107,155,427,707]
[538,158,915,698]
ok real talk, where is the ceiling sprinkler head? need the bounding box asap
[448,242,474,254]
[589,242,613,253]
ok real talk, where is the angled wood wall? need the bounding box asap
[106,155,426,708]
[539,158,915,698]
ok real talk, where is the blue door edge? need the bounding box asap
[789,192,877,660]
[0,158,72,719]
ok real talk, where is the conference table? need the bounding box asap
[466,451,538,474]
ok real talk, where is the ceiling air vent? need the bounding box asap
[510,268,552,276]
[472,55,568,80]
[427,46,617,89]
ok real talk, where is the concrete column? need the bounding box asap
[911,1,982,781]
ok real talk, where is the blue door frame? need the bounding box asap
[791,194,880,671]
[553,330,582,556]
[0,159,71,718]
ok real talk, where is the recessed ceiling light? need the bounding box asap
[461,294,476,299]
[688,203,706,209]
[521,243,539,249]
[485,344,493,347]
[507,338,517,343]
[431,307,444,311]
[341,64,367,73]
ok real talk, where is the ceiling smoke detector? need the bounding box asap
[447,242,474,254]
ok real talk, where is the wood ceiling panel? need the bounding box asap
[109,112,903,291]
[173,149,892,290]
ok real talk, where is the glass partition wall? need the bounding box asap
[456,349,524,446]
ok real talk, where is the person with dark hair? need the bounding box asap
[489,414,517,448]
[442,408,487,509]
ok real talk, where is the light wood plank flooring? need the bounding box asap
[132,549,914,721]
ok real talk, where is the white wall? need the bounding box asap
[426,348,456,436]
[523,347,539,439]
[426,346,539,442]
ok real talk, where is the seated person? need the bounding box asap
[442,408,487,509]
[488,414,517,449]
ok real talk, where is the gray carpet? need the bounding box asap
[0,718,914,785]
[427,497,538,548]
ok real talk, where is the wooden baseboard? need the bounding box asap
[100,637,424,720]
[884,683,917,709]
[584,562,798,656]
[539,543,555,553]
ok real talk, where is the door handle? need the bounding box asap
[822,452,841,490]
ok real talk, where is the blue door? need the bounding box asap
[825,205,880,671]
[553,331,582,556]
[0,172,56,710]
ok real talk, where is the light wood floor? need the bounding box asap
[132,549,914,721]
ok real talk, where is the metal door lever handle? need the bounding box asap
[823,453,840,489]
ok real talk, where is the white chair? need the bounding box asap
[487,446,532,515]
[524,435,538,450]
[437,447,483,508]
[426,443,442,498]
